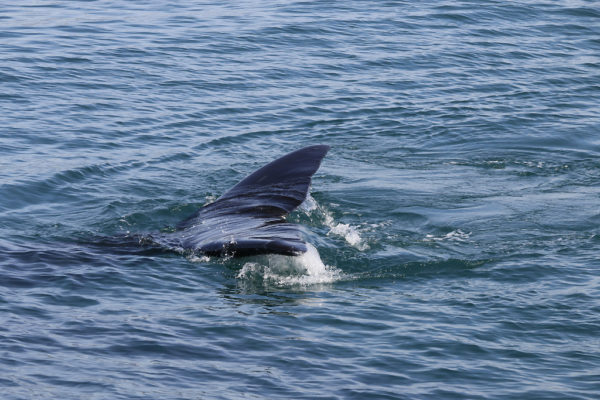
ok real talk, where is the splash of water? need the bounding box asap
[189,194,361,286]
[325,215,367,250]
[236,243,342,287]
[302,194,369,250]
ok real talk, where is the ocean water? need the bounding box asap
[1,1,599,398]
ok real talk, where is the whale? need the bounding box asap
[147,145,330,257]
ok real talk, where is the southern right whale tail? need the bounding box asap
[171,145,330,257]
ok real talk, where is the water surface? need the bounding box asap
[1,1,599,399]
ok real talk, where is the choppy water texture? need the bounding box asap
[1,1,600,399]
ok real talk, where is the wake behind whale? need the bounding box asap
[150,145,330,258]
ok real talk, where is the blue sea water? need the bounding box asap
[1,1,600,398]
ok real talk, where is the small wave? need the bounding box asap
[424,229,471,242]
[187,254,211,263]
[236,243,343,287]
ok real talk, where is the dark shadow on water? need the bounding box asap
[77,233,176,257]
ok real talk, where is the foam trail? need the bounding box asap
[302,194,368,250]
[325,214,366,249]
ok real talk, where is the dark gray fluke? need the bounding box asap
[156,145,329,257]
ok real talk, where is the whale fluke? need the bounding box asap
[161,145,329,257]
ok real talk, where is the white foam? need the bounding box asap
[236,243,342,287]
[302,194,368,250]
[299,193,318,212]
[187,254,211,263]
[424,229,471,242]
[204,194,217,204]
[324,213,369,250]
